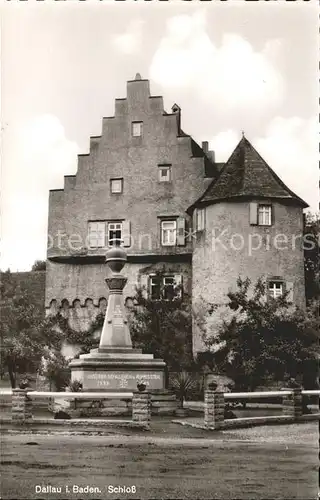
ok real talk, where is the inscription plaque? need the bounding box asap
[83,371,164,390]
[113,305,124,327]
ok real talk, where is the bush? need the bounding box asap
[170,372,198,408]
[68,380,83,392]
[43,352,71,391]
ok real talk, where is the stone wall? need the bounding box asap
[46,260,191,320]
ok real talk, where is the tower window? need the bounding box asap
[158,165,171,182]
[258,205,272,226]
[249,203,272,226]
[268,281,284,299]
[132,121,143,137]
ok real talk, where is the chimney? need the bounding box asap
[171,103,181,134]
[207,150,215,163]
[202,141,209,153]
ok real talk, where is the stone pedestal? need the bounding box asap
[70,347,165,392]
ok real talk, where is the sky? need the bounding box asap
[1,1,318,271]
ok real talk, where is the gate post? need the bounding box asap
[282,388,302,419]
[204,389,224,429]
[132,391,151,426]
[12,389,33,423]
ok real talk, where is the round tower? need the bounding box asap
[188,136,308,355]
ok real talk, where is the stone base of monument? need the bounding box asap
[67,346,177,416]
[69,347,166,390]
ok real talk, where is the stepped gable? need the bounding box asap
[187,136,308,212]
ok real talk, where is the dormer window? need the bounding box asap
[158,165,171,182]
[132,121,143,137]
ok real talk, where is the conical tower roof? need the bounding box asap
[188,136,308,212]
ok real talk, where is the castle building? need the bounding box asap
[46,74,308,356]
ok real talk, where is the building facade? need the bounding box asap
[45,74,308,356]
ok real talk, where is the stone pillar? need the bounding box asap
[204,390,224,429]
[12,389,33,423]
[99,247,132,349]
[282,388,302,418]
[132,391,151,424]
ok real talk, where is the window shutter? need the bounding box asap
[122,220,131,247]
[286,281,294,302]
[249,203,258,225]
[97,222,105,247]
[139,274,149,298]
[177,217,186,246]
[193,210,197,236]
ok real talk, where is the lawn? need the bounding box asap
[1,422,317,500]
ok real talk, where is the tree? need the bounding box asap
[31,260,46,272]
[42,350,71,391]
[304,212,320,304]
[0,270,61,387]
[202,277,319,391]
[128,271,193,383]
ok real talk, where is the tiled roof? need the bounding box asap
[188,136,308,211]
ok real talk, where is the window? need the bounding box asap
[196,208,205,231]
[268,281,284,299]
[163,277,175,300]
[111,178,123,194]
[150,276,161,301]
[258,205,272,226]
[88,222,105,248]
[161,220,177,246]
[149,275,182,300]
[108,222,122,246]
[158,165,171,182]
[249,202,272,226]
[132,121,143,137]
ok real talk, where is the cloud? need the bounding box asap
[21,114,79,191]
[208,117,318,212]
[149,11,285,113]
[1,115,79,271]
[112,19,144,55]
